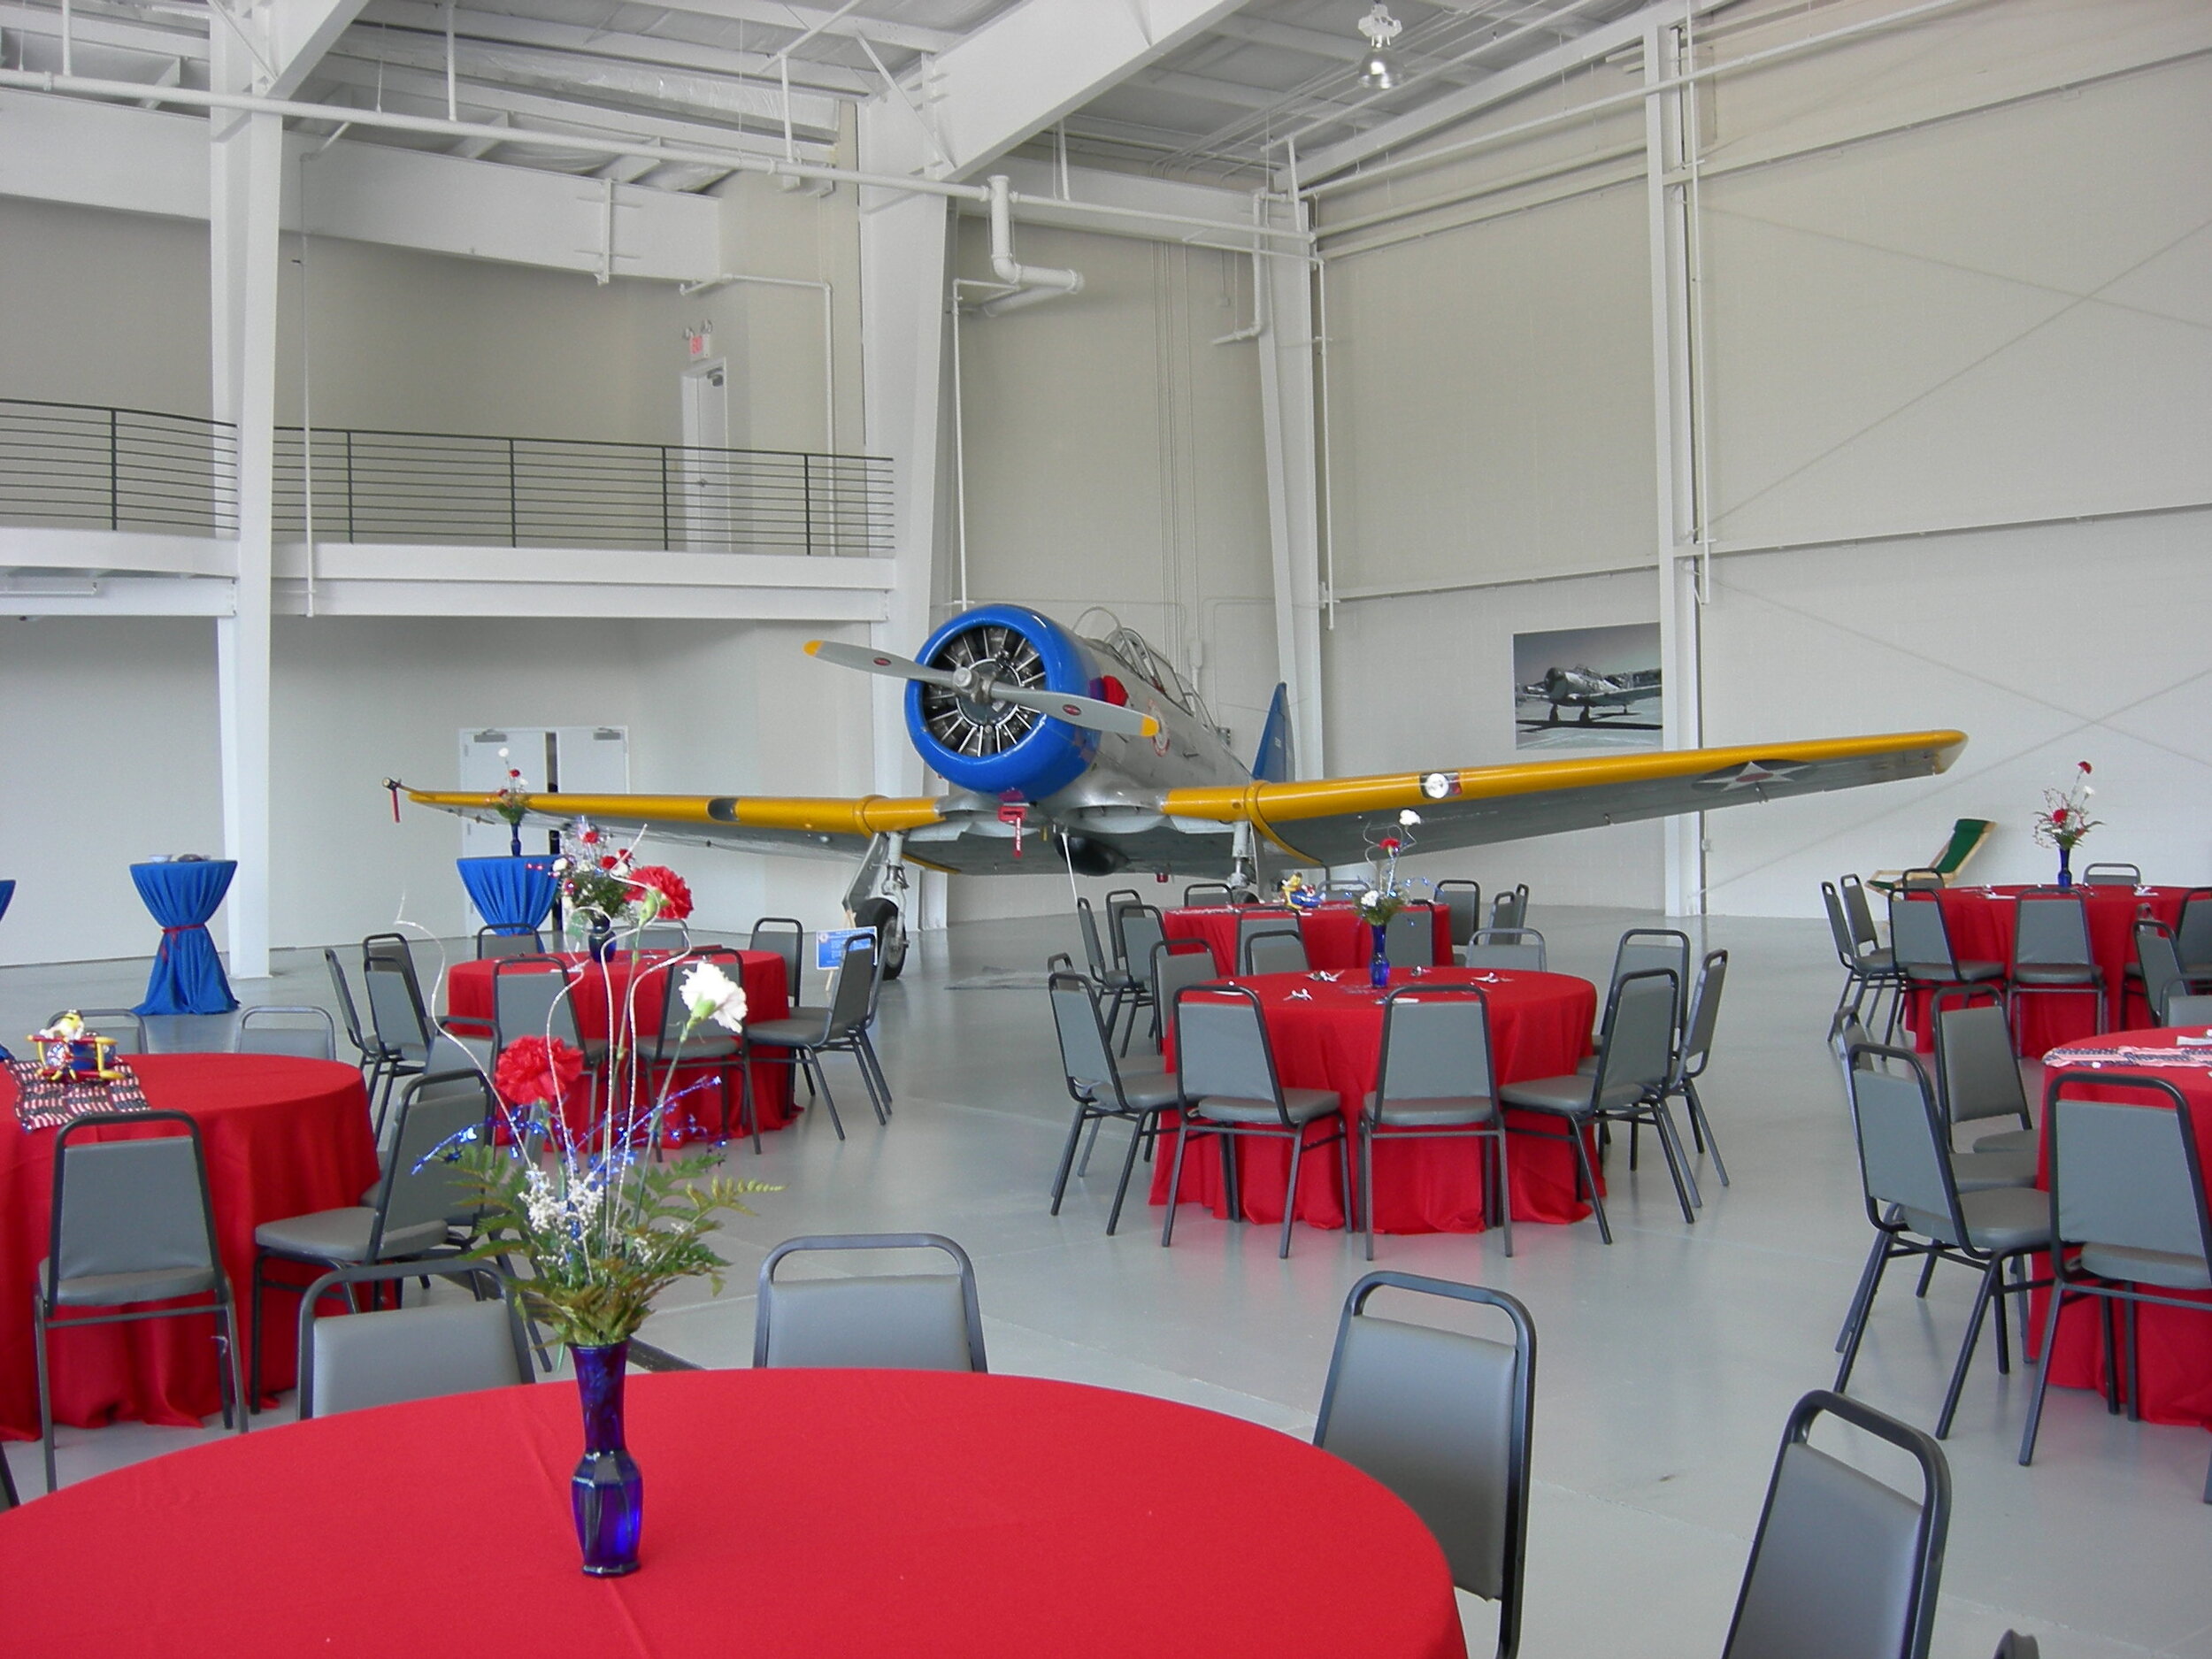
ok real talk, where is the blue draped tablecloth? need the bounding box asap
[457,856,557,935]
[130,860,239,1016]
[0,879,13,924]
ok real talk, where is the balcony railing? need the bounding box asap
[0,399,892,557]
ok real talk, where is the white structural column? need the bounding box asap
[209,33,284,979]
[1643,17,1706,918]
[1256,205,1325,779]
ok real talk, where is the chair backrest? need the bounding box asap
[1932,994,2028,1129]
[1102,889,1143,966]
[2136,920,2187,1023]
[490,956,579,1053]
[475,926,546,960]
[753,1233,986,1371]
[1183,882,1232,907]
[1886,893,1955,971]
[1609,928,1692,1027]
[1463,929,1546,972]
[324,948,378,1061]
[1313,1271,1535,1641]
[2045,1071,2212,1270]
[1844,1044,1963,1237]
[1676,950,1728,1083]
[826,933,878,1035]
[1150,938,1219,1021]
[655,948,744,1046]
[1821,883,1861,970]
[2163,994,2212,1027]
[361,954,434,1060]
[1589,969,1678,1103]
[2177,890,2212,966]
[1720,1389,1950,1659]
[48,1009,144,1055]
[1384,907,1436,969]
[1839,874,1882,952]
[1174,987,1284,1117]
[361,933,425,1001]
[297,1262,532,1419]
[47,1112,219,1293]
[369,1071,495,1258]
[2012,892,2092,969]
[1897,867,1947,893]
[1488,887,1529,930]
[1118,905,1166,984]
[749,918,805,987]
[233,1005,338,1061]
[2079,862,2140,887]
[1074,898,1114,980]
[1243,927,1310,975]
[1375,987,1494,1113]
[635,922,691,953]
[1235,909,1298,955]
[1433,879,1482,948]
[1048,971,1123,1102]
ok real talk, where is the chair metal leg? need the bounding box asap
[1218,1129,1241,1224]
[1161,1114,1191,1248]
[1361,1125,1376,1262]
[2019,1283,2071,1466]
[2101,1297,2122,1414]
[247,1252,269,1414]
[802,1051,843,1141]
[1647,1103,1701,1219]
[1279,1129,1307,1259]
[1936,1259,2005,1439]
[1076,1114,1103,1178]
[1049,1106,1091,1215]
[1836,1229,1890,1353]
[1105,1115,1149,1238]
[1682,1080,1729,1186]
[1493,1125,1514,1258]
[1835,1239,1896,1392]
[2124,1295,2141,1423]
[1334,1125,1352,1243]
[1915,1252,1939,1298]
[34,1307,55,1494]
[217,1301,247,1436]
[1563,1120,1610,1245]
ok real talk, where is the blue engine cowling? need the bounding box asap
[904,604,1101,800]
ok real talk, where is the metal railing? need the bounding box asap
[0,398,892,557]
[0,399,238,535]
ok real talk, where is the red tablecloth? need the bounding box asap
[1902,886,2189,1053]
[0,1369,1468,1659]
[1151,966,1599,1235]
[0,1055,378,1440]
[2031,1026,2212,1430]
[445,949,795,1141]
[1166,902,1454,974]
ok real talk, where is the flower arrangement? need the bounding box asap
[492,747,533,830]
[2031,761,2101,851]
[552,819,693,945]
[1351,809,1426,926]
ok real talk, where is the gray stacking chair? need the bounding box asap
[1360,987,1509,1259]
[490,956,606,1101]
[817,933,893,1122]
[2164,994,2212,1027]
[2080,862,2141,887]
[752,1233,986,1371]
[1384,906,1438,969]
[2178,889,2212,980]
[1834,1045,2048,1439]
[1164,985,1348,1259]
[232,1004,338,1061]
[1236,910,1302,973]
[1488,886,1530,931]
[1932,992,2037,1156]
[749,916,814,1016]
[0,1436,14,1509]
[1991,1636,2039,1659]
[1663,949,1731,1187]
[2008,890,2105,1034]
[1840,873,1886,956]
[1183,881,1233,907]
[646,949,749,1148]
[360,939,485,1134]
[1434,879,1482,949]
[34,1111,246,1492]
[1720,1390,1951,1659]
[1500,970,1692,1243]
[1888,892,2005,1023]
[296,1261,532,1419]
[1462,928,1546,971]
[634,922,691,952]
[248,1069,494,1409]
[1074,897,1142,1047]
[325,948,392,1093]
[1824,880,1903,1030]
[44,1007,145,1055]
[1116,903,1167,1053]
[2133,919,2203,1026]
[1578,929,1692,1107]
[473,926,546,959]
[1102,888,1144,971]
[2019,1071,2212,1502]
[1048,971,1183,1235]
[1243,926,1310,975]
[1313,1272,1535,1659]
[740,932,879,1141]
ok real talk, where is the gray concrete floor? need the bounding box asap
[4,906,2208,1656]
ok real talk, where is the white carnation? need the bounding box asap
[1399,809,1422,826]
[681,960,749,1033]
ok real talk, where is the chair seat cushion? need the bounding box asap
[1498,1075,1597,1115]
[1855,948,1896,971]
[664,1033,741,1061]
[1901,961,2004,983]
[2011,965,2100,986]
[1948,1147,2037,1192]
[1900,1185,2047,1254]
[42,1260,220,1309]
[2078,1242,2212,1292]
[745,1018,830,1047]
[1112,1073,1184,1112]
[1971,1127,2038,1156]
[255,1207,448,1264]
[1190,1087,1339,1125]
[1361,1092,1496,1126]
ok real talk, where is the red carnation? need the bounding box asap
[631,864,695,921]
[494,1035,586,1108]
[580,829,600,846]
[2050,808,2067,825]
[1379,837,1401,854]
[2078,761,2093,773]
[599,855,618,870]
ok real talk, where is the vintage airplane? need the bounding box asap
[402,603,1966,976]
[1517,664,1663,726]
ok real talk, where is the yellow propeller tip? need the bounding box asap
[803,640,824,656]
[1140,717,1162,738]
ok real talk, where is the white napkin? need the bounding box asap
[2177,1035,2212,1048]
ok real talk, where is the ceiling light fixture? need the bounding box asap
[1356,4,1403,90]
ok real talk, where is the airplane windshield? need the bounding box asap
[1086,625,1193,714]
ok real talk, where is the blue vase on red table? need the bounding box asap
[571,1341,643,1576]
[1369,923,1391,990]
[587,919,619,964]
[2055,844,2073,890]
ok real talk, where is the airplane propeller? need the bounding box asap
[805,639,1161,740]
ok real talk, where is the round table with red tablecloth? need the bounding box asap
[1165,902,1454,975]
[0,1055,379,1440]
[0,1369,1470,1659]
[1901,884,2190,1054]
[1151,965,1599,1237]
[444,949,794,1141]
[2031,1026,2212,1430]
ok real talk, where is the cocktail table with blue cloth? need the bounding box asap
[457,856,557,934]
[129,859,239,1016]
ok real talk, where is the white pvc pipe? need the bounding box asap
[978,173,1082,317]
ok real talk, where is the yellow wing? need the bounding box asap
[1161,730,1968,866]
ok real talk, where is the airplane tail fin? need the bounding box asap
[1252,684,1294,782]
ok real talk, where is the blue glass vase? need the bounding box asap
[1369,922,1391,990]
[570,1342,643,1577]
[2055,845,2073,890]
[588,920,619,964]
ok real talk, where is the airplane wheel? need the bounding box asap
[853,897,907,980]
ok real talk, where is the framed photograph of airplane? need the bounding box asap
[1513,624,1664,751]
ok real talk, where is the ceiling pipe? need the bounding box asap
[975,173,1082,318]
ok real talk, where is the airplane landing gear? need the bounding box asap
[853,896,907,980]
[844,831,910,980]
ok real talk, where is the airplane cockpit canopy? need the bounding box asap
[1077,611,1194,716]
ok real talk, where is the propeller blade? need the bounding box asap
[988,683,1162,740]
[804,639,965,692]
